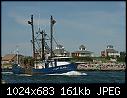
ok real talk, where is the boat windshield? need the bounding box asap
[52,57,72,62]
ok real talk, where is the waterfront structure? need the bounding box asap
[77,62,125,71]
[2,54,24,64]
[53,44,70,57]
[101,45,120,58]
[71,45,93,57]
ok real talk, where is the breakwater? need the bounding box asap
[77,62,126,71]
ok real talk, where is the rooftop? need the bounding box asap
[2,54,16,61]
[106,49,118,53]
[72,50,93,54]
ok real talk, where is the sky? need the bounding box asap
[1,1,126,57]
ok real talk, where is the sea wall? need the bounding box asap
[77,63,126,71]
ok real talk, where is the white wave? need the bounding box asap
[62,71,87,76]
[47,71,87,76]
[1,72,13,74]
[18,74,32,77]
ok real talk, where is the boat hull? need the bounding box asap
[12,64,25,74]
[12,63,77,74]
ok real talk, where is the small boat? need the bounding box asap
[12,15,77,75]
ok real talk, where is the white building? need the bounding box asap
[101,45,120,58]
[71,45,93,57]
[53,44,70,57]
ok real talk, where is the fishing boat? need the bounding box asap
[12,15,77,75]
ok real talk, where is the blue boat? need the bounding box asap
[12,57,77,75]
[12,15,77,75]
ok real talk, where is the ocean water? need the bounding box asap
[1,70,125,83]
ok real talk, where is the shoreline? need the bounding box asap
[77,69,125,71]
[77,62,126,71]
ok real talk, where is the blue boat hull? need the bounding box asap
[12,63,77,74]
[12,64,25,74]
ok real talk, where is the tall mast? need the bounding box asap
[16,45,19,64]
[40,30,45,60]
[50,16,56,58]
[28,15,35,60]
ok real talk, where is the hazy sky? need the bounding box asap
[1,1,126,56]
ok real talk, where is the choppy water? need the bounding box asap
[2,70,125,83]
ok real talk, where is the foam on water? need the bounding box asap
[1,72,13,74]
[18,74,32,77]
[2,72,32,76]
[47,71,87,76]
[2,71,87,76]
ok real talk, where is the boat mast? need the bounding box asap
[28,15,35,60]
[16,45,19,64]
[40,30,45,60]
[50,16,56,58]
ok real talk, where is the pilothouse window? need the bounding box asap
[55,57,72,62]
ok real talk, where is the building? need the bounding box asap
[101,45,120,58]
[2,54,24,64]
[53,44,70,57]
[71,45,93,57]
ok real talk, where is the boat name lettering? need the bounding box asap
[53,66,67,70]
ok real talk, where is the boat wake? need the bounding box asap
[18,74,32,77]
[2,71,87,76]
[2,72,32,76]
[2,72,13,74]
[47,71,87,76]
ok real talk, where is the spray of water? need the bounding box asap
[47,71,87,76]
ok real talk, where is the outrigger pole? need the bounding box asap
[50,16,56,58]
[28,15,35,60]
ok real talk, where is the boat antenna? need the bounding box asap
[50,15,56,58]
[16,45,19,64]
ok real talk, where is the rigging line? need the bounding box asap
[35,36,41,52]
[45,32,59,46]
[53,36,59,46]
[53,24,58,45]
[35,32,41,40]
[52,23,59,46]
[37,11,41,30]
[36,40,41,51]
[33,37,41,53]
[34,40,41,51]
[36,11,41,35]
